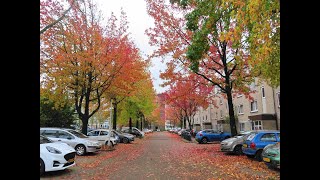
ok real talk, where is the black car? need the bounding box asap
[112,130,135,143]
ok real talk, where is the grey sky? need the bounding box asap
[95,0,169,94]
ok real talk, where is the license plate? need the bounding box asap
[263,157,270,162]
[68,158,74,163]
[243,144,248,148]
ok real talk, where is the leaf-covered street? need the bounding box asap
[40,132,280,180]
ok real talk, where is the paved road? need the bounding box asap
[41,132,280,180]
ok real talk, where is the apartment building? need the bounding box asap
[193,88,229,132]
[194,78,280,133]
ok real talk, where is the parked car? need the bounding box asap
[143,128,153,134]
[40,127,101,156]
[87,129,119,146]
[262,142,280,169]
[178,129,185,136]
[40,135,76,176]
[111,130,135,143]
[195,129,231,144]
[242,130,280,161]
[121,127,145,138]
[220,131,252,155]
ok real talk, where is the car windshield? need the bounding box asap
[40,135,52,144]
[67,130,88,138]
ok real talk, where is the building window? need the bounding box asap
[220,110,223,118]
[238,104,244,115]
[261,86,265,98]
[239,123,245,132]
[215,112,218,119]
[237,94,243,98]
[216,124,223,132]
[277,92,280,107]
[250,100,258,112]
[206,115,207,120]
[251,120,263,130]
[220,98,223,105]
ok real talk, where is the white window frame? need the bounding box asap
[215,112,218,120]
[220,110,223,119]
[237,93,243,98]
[250,100,258,112]
[251,120,263,130]
[238,104,244,115]
[220,98,223,105]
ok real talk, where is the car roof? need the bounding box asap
[40,127,73,131]
[250,130,280,133]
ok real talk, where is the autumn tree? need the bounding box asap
[40,0,77,35]
[170,0,280,87]
[164,74,211,130]
[117,75,157,131]
[146,0,261,136]
[41,0,141,135]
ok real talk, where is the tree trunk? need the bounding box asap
[226,89,237,136]
[129,117,132,133]
[140,118,143,131]
[81,116,89,135]
[136,119,139,128]
[112,102,117,130]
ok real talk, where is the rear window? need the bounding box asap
[246,133,257,141]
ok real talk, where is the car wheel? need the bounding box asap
[201,137,208,144]
[75,144,86,156]
[255,150,263,162]
[105,141,114,147]
[40,158,45,176]
[233,145,243,155]
[123,138,129,144]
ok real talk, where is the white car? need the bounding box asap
[87,129,118,146]
[40,135,76,176]
[40,127,101,156]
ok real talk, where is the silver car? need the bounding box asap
[40,127,101,156]
[220,131,252,155]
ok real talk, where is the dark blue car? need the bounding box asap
[195,129,231,144]
[242,130,280,161]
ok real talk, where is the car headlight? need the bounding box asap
[46,146,62,154]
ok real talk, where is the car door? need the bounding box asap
[212,130,222,141]
[87,130,101,142]
[57,130,76,148]
[204,130,213,142]
[258,133,278,149]
[99,130,111,144]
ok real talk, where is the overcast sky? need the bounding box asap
[95,0,168,94]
